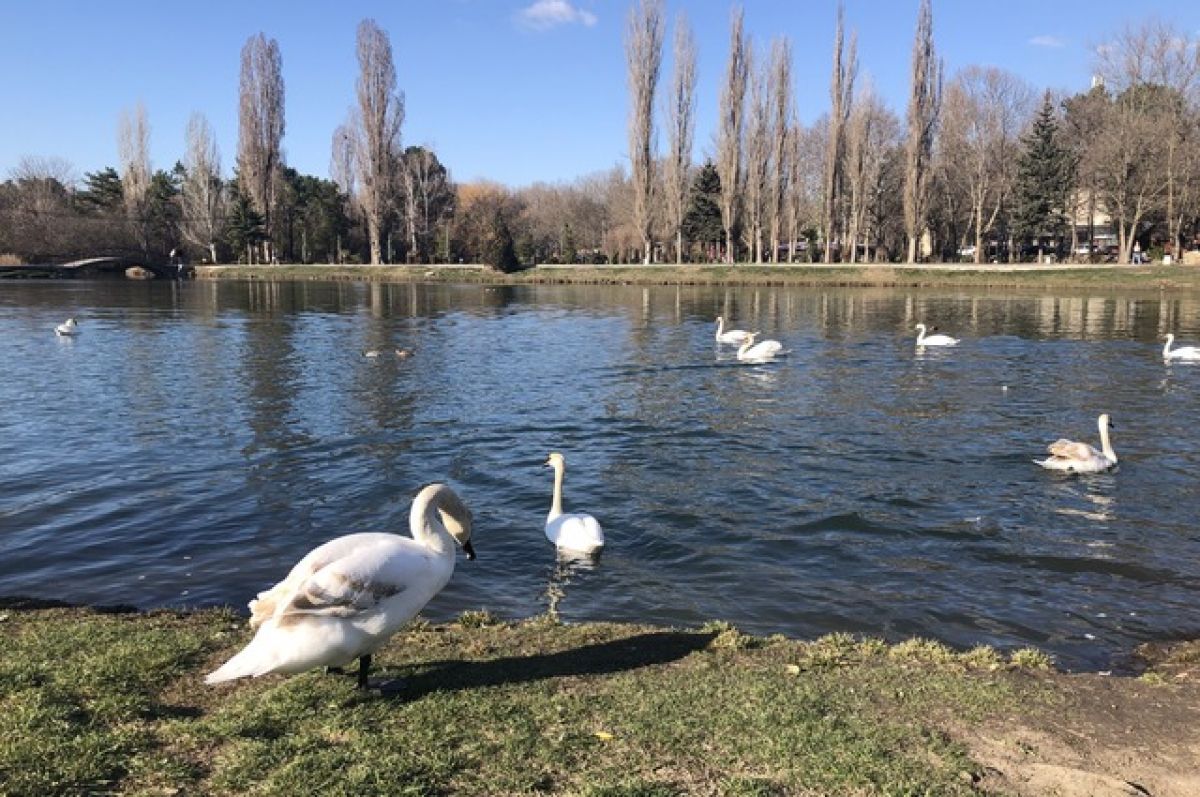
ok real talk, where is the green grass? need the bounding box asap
[0,607,1055,796]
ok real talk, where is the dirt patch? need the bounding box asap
[960,645,1200,796]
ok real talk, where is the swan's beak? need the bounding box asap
[462,540,476,560]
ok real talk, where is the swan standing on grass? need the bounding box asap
[1034,414,1117,473]
[545,452,604,555]
[914,323,957,347]
[736,332,786,363]
[55,318,79,336]
[1162,334,1200,361]
[206,483,476,691]
[715,316,753,345]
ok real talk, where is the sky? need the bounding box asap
[2,0,1198,189]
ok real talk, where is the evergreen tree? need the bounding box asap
[1012,93,1074,258]
[483,209,519,272]
[75,167,125,215]
[682,161,723,260]
[226,188,266,263]
[561,223,577,265]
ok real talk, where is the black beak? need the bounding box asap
[462,540,476,561]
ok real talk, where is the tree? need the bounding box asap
[482,209,519,272]
[237,33,285,263]
[76,167,124,215]
[716,7,749,263]
[1012,93,1073,259]
[902,0,942,262]
[351,18,405,265]
[767,38,794,263]
[118,102,151,250]
[823,4,857,262]
[625,0,664,264]
[744,49,770,263]
[226,185,266,263]
[400,145,455,262]
[181,113,225,263]
[662,12,696,264]
[681,161,723,260]
[845,85,900,263]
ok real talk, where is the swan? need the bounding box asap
[55,318,79,336]
[1162,334,1200,361]
[545,452,604,555]
[1034,414,1117,473]
[206,483,475,690]
[914,323,957,347]
[736,332,786,363]
[715,316,753,345]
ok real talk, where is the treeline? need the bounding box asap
[2,5,1199,268]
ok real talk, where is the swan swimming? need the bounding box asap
[545,452,604,555]
[206,483,475,690]
[1162,334,1200,361]
[55,318,79,336]
[736,332,786,363]
[715,316,753,345]
[914,323,957,347]
[1034,414,1117,473]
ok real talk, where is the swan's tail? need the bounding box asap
[205,632,281,684]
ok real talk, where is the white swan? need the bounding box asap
[545,452,604,555]
[55,318,79,336]
[206,483,475,690]
[1162,334,1200,361]
[1035,414,1117,473]
[914,323,958,347]
[736,332,785,363]
[715,316,753,345]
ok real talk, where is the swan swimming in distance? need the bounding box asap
[544,452,604,555]
[914,323,958,347]
[206,483,476,691]
[736,332,786,363]
[1034,414,1117,473]
[55,318,79,336]
[715,316,753,345]
[1162,334,1200,361]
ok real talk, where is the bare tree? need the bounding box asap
[237,33,285,263]
[823,4,857,262]
[118,102,150,217]
[662,12,696,264]
[351,19,405,265]
[181,113,225,263]
[767,37,793,263]
[717,7,749,263]
[743,50,770,263]
[845,84,899,263]
[625,0,664,264]
[902,0,942,262]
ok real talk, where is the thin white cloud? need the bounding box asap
[1029,35,1065,48]
[517,0,598,31]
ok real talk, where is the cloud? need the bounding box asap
[517,0,597,31]
[1029,35,1065,48]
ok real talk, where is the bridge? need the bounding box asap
[0,256,186,280]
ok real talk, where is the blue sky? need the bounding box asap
[2,1,1198,188]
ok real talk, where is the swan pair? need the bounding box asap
[206,483,475,690]
[1035,414,1117,473]
[1162,334,1200,361]
[914,323,957,347]
[55,318,79,336]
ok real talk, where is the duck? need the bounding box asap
[715,316,753,345]
[55,318,79,336]
[736,332,786,363]
[1034,414,1117,473]
[914,323,957,347]
[1162,334,1200,361]
[544,452,604,555]
[205,483,476,690]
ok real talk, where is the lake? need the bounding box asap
[2,278,1199,671]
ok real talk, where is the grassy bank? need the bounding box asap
[2,605,1198,795]
[193,262,1200,291]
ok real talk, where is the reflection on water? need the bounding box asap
[2,279,1200,671]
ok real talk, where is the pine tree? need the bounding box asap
[682,161,723,261]
[1013,93,1074,259]
[483,209,519,272]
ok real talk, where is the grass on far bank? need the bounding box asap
[193,262,1200,292]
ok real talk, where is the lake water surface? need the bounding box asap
[2,278,1199,670]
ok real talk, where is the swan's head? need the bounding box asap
[1098,413,1114,431]
[1164,333,1175,343]
[65,317,76,325]
[424,483,475,560]
[545,451,566,471]
[395,349,412,359]
[915,323,926,333]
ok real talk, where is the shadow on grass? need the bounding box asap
[381,630,717,700]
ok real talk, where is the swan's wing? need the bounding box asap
[1045,439,1096,461]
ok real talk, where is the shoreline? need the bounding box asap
[191,261,1200,291]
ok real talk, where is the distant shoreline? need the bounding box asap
[193,262,1200,291]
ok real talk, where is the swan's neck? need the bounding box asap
[715,317,724,339]
[1098,420,1117,462]
[916,324,926,344]
[1164,335,1174,357]
[410,487,455,558]
[738,337,754,357]
[549,465,565,520]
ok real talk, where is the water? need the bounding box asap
[2,279,1199,671]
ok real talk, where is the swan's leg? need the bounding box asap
[357,654,372,690]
